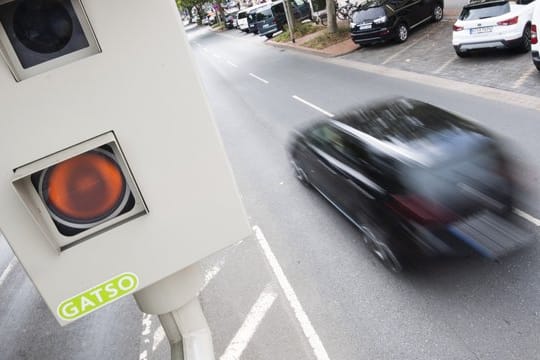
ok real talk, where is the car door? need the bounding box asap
[326,131,383,225]
[300,124,344,202]
[397,0,424,26]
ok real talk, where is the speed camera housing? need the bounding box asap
[0,0,251,325]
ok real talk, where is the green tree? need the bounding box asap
[176,0,207,25]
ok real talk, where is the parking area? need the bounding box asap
[343,18,540,97]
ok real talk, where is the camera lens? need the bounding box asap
[13,0,73,53]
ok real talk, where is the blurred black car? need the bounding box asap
[350,0,444,45]
[288,98,535,271]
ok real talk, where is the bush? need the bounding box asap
[302,27,350,49]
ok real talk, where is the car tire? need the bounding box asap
[266,34,273,39]
[455,48,470,57]
[360,221,404,273]
[516,24,531,53]
[432,4,443,22]
[536,64,540,71]
[291,159,310,187]
[396,23,408,43]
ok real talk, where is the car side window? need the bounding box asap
[308,124,344,152]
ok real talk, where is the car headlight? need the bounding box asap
[350,22,356,29]
[373,15,387,24]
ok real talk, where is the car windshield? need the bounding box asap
[352,7,385,23]
[459,2,510,20]
[238,11,247,19]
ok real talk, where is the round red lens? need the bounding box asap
[45,151,126,222]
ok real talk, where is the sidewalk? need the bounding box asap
[267,12,460,58]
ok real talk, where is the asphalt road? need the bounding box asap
[187,25,540,360]
[1,24,539,360]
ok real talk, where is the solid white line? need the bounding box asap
[515,209,540,227]
[292,95,335,118]
[220,284,278,360]
[0,257,17,287]
[512,66,536,89]
[254,226,331,360]
[202,259,224,291]
[249,73,269,84]
[226,60,239,68]
[381,33,430,65]
[433,57,456,74]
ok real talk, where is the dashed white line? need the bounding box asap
[152,326,166,352]
[433,57,456,74]
[203,47,209,52]
[213,53,222,59]
[226,60,239,68]
[512,66,536,89]
[515,209,540,227]
[220,284,278,360]
[292,95,335,118]
[382,33,430,65]
[254,225,331,360]
[0,257,17,287]
[249,72,269,84]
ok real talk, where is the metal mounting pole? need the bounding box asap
[134,264,215,360]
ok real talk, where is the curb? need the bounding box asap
[267,39,359,58]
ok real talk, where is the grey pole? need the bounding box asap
[134,264,214,360]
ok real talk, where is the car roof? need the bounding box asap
[330,98,493,165]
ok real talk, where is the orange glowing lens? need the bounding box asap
[44,151,126,222]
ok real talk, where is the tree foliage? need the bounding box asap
[176,0,207,24]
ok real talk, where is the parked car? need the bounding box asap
[247,4,268,34]
[452,0,535,57]
[288,98,534,272]
[531,0,540,69]
[350,0,444,45]
[237,9,250,31]
[255,0,312,39]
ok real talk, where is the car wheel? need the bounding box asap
[396,23,408,43]
[455,48,470,57]
[516,24,531,53]
[266,34,273,39]
[291,159,310,186]
[360,223,403,273]
[432,4,443,22]
[536,64,540,71]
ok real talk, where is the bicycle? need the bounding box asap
[313,0,358,25]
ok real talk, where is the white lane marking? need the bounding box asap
[220,284,278,360]
[202,259,225,291]
[381,33,430,65]
[152,326,166,352]
[433,57,456,74]
[213,53,222,59]
[512,66,536,89]
[292,95,335,118]
[0,257,17,287]
[139,313,153,359]
[515,209,540,227]
[254,226,331,360]
[226,60,239,68]
[203,47,209,52]
[249,73,269,84]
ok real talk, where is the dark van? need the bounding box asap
[255,0,312,39]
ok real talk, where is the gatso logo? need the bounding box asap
[57,273,139,321]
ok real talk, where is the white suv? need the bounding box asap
[531,0,540,70]
[237,9,249,32]
[452,0,536,57]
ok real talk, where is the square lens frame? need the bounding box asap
[0,0,100,81]
[12,132,148,252]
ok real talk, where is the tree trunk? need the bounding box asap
[283,0,296,42]
[327,0,337,34]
